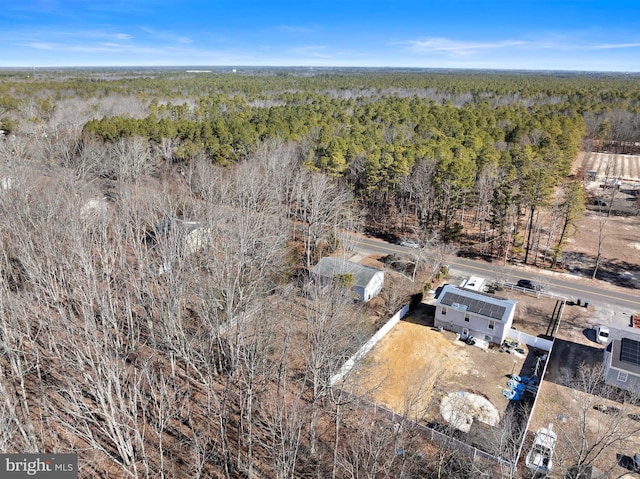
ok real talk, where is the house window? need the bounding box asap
[484,335,491,342]
[618,371,628,382]
[464,313,470,322]
[441,307,447,316]
[488,320,495,330]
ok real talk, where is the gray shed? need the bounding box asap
[311,257,384,302]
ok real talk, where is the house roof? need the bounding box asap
[312,257,383,288]
[607,327,640,376]
[437,284,516,322]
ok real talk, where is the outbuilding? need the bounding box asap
[311,257,384,302]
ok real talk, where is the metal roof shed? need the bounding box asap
[311,257,384,302]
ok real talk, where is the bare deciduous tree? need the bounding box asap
[555,363,640,478]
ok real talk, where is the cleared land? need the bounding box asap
[345,274,639,476]
[562,152,640,289]
[579,151,640,182]
[348,300,540,437]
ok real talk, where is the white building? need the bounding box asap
[435,284,517,345]
[311,257,384,302]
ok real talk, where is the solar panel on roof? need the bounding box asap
[441,291,507,320]
[620,338,640,366]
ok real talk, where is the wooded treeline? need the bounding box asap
[1,69,640,478]
[66,69,618,264]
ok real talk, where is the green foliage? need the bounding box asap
[334,273,355,289]
[6,68,639,253]
[552,181,586,266]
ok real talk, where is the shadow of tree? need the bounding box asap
[561,251,640,289]
[401,302,435,327]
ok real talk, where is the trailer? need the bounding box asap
[526,424,557,476]
[459,276,486,292]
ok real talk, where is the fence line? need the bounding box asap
[334,389,513,469]
[330,303,410,385]
[506,329,553,351]
[512,340,555,472]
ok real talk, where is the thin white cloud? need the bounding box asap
[407,37,529,56]
[139,26,192,45]
[15,37,237,62]
[591,42,640,50]
[405,35,640,57]
[20,42,56,50]
[6,28,134,44]
[19,40,173,55]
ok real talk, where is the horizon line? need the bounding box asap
[1,65,639,75]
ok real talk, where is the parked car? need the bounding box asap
[400,239,420,249]
[517,279,544,292]
[594,199,608,206]
[634,452,640,471]
[595,325,610,344]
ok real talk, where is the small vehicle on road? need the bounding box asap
[517,279,544,292]
[400,239,420,249]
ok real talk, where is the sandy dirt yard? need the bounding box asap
[350,304,530,430]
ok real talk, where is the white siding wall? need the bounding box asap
[435,305,511,344]
[363,272,384,301]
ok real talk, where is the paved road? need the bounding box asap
[346,233,640,325]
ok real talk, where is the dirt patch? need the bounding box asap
[349,306,528,429]
[440,391,500,432]
[528,380,640,477]
[566,152,640,288]
[352,320,465,418]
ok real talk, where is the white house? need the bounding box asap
[435,284,517,345]
[311,257,384,302]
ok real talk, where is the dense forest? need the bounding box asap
[4,68,640,263]
[0,68,639,478]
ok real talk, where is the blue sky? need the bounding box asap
[1,0,639,71]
